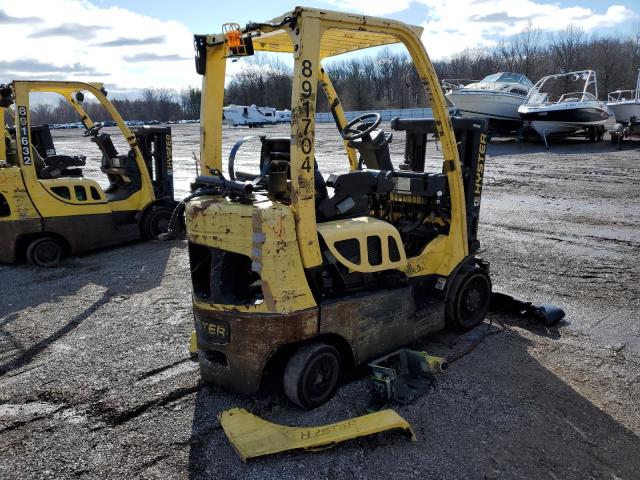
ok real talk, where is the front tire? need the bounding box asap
[445,266,492,330]
[26,237,63,267]
[141,206,172,240]
[283,342,342,409]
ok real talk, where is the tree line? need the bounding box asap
[225,25,639,111]
[5,24,639,126]
[4,87,202,126]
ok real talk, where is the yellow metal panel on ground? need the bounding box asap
[219,408,415,461]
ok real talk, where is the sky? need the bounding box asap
[0,0,638,97]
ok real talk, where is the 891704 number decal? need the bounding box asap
[300,59,313,172]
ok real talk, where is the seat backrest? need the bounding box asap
[317,170,394,221]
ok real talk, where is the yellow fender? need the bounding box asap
[219,408,416,461]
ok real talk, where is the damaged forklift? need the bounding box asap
[0,81,176,266]
[185,7,493,409]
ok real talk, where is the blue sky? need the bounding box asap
[1,0,638,93]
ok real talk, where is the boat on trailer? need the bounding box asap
[518,70,609,143]
[443,72,533,133]
[607,69,640,146]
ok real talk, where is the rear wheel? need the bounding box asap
[141,206,172,240]
[445,266,492,330]
[26,237,63,267]
[283,342,342,409]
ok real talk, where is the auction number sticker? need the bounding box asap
[300,59,313,173]
[17,106,32,165]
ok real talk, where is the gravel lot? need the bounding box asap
[1,123,639,479]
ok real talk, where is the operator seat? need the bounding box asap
[259,136,327,203]
[39,155,85,179]
[35,147,85,179]
[317,170,394,221]
[316,119,395,221]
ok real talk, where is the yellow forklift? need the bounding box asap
[184,7,492,408]
[0,81,176,266]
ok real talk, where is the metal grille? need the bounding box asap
[388,237,401,262]
[367,236,382,266]
[335,238,361,265]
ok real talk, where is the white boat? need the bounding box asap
[518,70,609,139]
[443,72,533,122]
[223,104,278,127]
[607,69,640,124]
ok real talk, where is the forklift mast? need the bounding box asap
[131,126,174,201]
[390,117,488,252]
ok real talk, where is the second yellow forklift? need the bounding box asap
[0,81,176,266]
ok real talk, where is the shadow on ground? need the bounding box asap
[0,240,182,376]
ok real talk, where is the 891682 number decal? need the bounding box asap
[17,106,32,165]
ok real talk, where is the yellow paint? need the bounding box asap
[318,66,358,169]
[1,107,6,162]
[199,45,226,174]
[191,6,471,316]
[0,80,162,258]
[12,81,154,215]
[317,216,407,273]
[188,330,198,356]
[289,14,323,268]
[219,407,415,461]
[186,195,317,314]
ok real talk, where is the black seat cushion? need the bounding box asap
[317,170,394,221]
[40,155,86,179]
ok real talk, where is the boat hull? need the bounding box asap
[606,101,640,123]
[519,104,609,136]
[446,91,524,121]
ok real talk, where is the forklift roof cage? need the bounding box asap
[195,6,467,272]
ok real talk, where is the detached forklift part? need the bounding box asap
[0,81,177,266]
[219,407,416,461]
[186,7,492,409]
[369,349,447,410]
[490,292,565,326]
[188,330,198,360]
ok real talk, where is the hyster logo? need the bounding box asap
[165,134,173,175]
[474,133,487,198]
[196,317,229,344]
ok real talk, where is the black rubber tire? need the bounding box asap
[445,266,492,331]
[26,237,63,267]
[141,206,172,240]
[283,343,342,409]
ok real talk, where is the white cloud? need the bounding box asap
[323,0,413,16]
[322,0,637,59]
[0,0,197,93]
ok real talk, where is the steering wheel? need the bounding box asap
[83,124,103,137]
[341,112,382,141]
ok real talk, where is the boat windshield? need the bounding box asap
[480,72,533,86]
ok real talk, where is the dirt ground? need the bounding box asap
[1,123,639,479]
